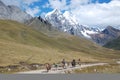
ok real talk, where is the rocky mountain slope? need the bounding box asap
[45,9,120,45]
[26,16,57,33]
[26,16,73,38]
[90,26,120,45]
[104,36,120,50]
[0,0,32,23]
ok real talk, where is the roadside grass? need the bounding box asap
[0,39,98,66]
[74,63,120,73]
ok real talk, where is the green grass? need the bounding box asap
[104,37,120,50]
[0,20,120,67]
[73,63,120,73]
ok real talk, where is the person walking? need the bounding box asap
[71,59,76,67]
[78,58,81,66]
[61,59,66,69]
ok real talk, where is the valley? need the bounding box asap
[0,0,120,74]
[0,20,120,73]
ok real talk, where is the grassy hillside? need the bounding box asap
[0,20,120,66]
[73,63,120,73]
[27,17,69,38]
[104,37,120,50]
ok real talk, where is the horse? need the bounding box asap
[45,63,51,72]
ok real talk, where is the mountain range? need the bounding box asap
[0,0,120,46]
[1,19,120,66]
[45,9,120,45]
[104,36,120,50]
[0,0,32,23]
[45,9,100,39]
[0,0,120,72]
[90,26,120,45]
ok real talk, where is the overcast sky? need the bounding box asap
[1,0,120,27]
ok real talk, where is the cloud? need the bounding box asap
[1,0,39,6]
[42,2,50,8]
[1,0,21,7]
[1,0,40,16]
[45,0,90,10]
[46,0,120,26]
[26,6,40,17]
[1,0,120,26]
[23,0,39,5]
[69,0,120,26]
[47,0,68,10]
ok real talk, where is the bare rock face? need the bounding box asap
[104,36,120,50]
[0,1,32,23]
[0,1,9,19]
[90,26,120,45]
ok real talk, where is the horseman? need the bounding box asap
[45,63,51,72]
[61,59,66,69]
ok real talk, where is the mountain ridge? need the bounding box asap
[104,36,120,50]
[0,0,32,23]
[0,20,120,66]
[45,9,100,39]
[45,9,120,45]
[90,26,120,45]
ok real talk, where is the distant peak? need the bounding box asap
[105,26,119,31]
[106,26,113,29]
[53,8,59,12]
[51,9,61,14]
[102,26,120,34]
[45,9,62,17]
[0,0,5,6]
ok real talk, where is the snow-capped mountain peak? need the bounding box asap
[63,11,79,26]
[45,9,62,18]
[45,9,100,38]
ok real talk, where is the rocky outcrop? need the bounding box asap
[0,1,32,23]
[90,26,120,45]
[104,36,120,50]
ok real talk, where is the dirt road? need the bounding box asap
[18,63,107,74]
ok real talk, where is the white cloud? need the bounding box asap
[69,0,120,26]
[1,0,21,7]
[1,0,41,16]
[23,0,39,5]
[26,6,40,17]
[1,0,40,6]
[46,0,120,26]
[1,0,120,26]
[42,2,50,8]
[69,0,90,8]
[47,0,68,10]
[46,0,90,10]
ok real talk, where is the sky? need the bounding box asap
[1,0,120,27]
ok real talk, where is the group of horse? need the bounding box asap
[45,59,81,72]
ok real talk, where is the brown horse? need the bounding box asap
[45,63,51,72]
